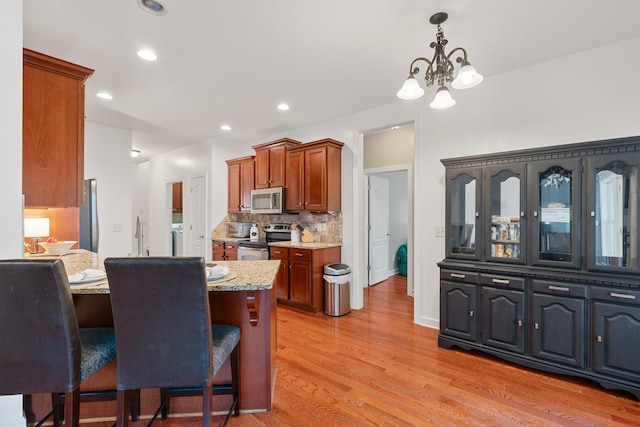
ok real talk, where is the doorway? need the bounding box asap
[363,125,414,296]
[169,180,184,256]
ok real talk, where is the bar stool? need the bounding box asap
[105,257,241,427]
[0,259,120,427]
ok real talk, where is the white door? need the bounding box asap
[368,175,390,285]
[190,175,207,258]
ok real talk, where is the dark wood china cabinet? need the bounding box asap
[439,136,640,400]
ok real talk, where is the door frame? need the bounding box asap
[364,165,413,294]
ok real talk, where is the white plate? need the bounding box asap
[207,266,229,281]
[68,270,107,284]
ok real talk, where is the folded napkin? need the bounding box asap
[68,269,106,283]
[207,266,229,279]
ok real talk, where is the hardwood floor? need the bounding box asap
[85,275,640,426]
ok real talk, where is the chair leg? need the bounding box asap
[130,389,141,422]
[115,389,130,427]
[64,389,80,427]
[230,346,240,417]
[202,384,213,427]
[50,393,61,427]
[160,388,169,420]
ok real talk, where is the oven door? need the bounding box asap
[237,246,269,261]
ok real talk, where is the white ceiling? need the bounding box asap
[23,0,640,162]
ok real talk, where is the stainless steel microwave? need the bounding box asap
[250,187,285,214]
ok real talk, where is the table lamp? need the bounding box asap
[24,217,50,254]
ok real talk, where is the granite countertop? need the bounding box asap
[268,241,342,250]
[24,250,280,295]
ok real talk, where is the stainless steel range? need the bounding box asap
[236,223,291,260]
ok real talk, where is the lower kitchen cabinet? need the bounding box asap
[212,240,237,261]
[438,265,640,400]
[270,245,341,314]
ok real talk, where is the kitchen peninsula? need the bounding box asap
[25,250,280,422]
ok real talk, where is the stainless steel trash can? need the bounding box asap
[323,263,351,316]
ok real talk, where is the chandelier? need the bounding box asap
[396,12,483,109]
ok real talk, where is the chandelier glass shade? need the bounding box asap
[397,12,483,109]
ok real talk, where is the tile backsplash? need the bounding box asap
[213,212,343,244]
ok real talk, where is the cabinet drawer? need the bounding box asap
[531,279,588,298]
[270,247,289,259]
[440,270,478,284]
[480,274,525,290]
[592,287,640,307]
[212,241,224,249]
[290,248,312,262]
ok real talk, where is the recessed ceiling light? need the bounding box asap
[137,49,158,61]
[391,126,400,130]
[131,149,141,158]
[277,103,290,111]
[220,124,232,131]
[137,0,167,15]
[96,92,113,100]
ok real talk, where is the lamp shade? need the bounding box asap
[430,86,456,109]
[451,63,484,89]
[24,217,50,238]
[396,77,425,100]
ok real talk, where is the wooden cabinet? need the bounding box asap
[480,275,525,354]
[592,287,640,384]
[252,138,302,189]
[439,136,640,400]
[23,49,94,207]
[212,240,238,261]
[226,156,254,213]
[172,182,183,213]
[286,139,343,212]
[531,280,587,369]
[270,245,341,313]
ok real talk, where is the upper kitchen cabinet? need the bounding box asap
[286,139,343,212]
[23,49,94,208]
[252,138,302,189]
[227,156,255,213]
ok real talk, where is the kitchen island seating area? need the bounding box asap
[0,259,124,427]
[104,257,241,427]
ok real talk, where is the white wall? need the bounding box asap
[85,122,133,256]
[144,138,252,260]
[0,0,28,424]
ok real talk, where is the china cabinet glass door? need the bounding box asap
[530,159,581,268]
[587,153,640,272]
[446,168,481,260]
[485,165,525,263]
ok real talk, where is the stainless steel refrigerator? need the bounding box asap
[79,178,99,252]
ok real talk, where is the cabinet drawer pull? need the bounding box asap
[610,292,636,300]
[534,322,539,330]
[492,278,510,285]
[294,253,303,257]
[469,310,474,317]
[548,285,570,292]
[517,320,523,327]
[450,273,466,279]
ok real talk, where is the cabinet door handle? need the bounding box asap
[469,310,474,317]
[548,285,570,292]
[533,211,538,217]
[517,320,523,327]
[610,292,636,300]
[596,335,602,343]
[520,211,525,217]
[475,212,479,218]
[534,322,539,330]
[492,278,510,285]
[450,273,466,279]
